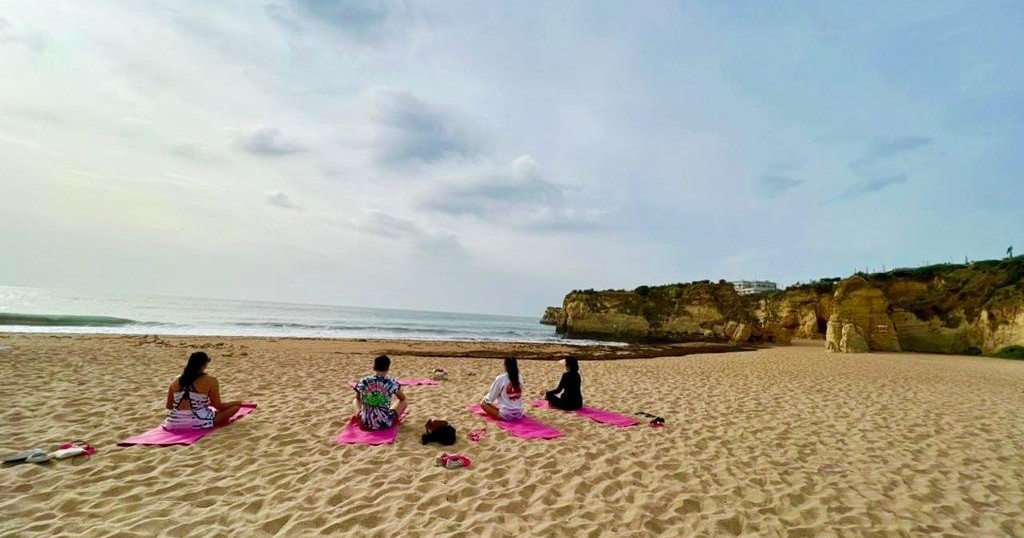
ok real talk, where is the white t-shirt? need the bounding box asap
[483,373,524,418]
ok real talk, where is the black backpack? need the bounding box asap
[421,420,457,446]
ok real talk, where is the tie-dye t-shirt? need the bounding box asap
[354,375,401,430]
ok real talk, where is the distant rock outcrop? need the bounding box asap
[540,307,562,326]
[550,257,1024,355]
[556,282,755,342]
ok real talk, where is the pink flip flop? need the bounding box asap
[436,453,472,469]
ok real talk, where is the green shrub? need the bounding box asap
[993,345,1024,360]
[634,285,650,296]
[962,346,983,356]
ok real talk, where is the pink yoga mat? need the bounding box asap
[336,416,403,445]
[118,404,258,446]
[467,405,563,440]
[347,379,440,388]
[531,399,641,427]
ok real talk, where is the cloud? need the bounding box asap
[240,126,305,157]
[266,190,300,209]
[349,209,463,254]
[849,135,934,175]
[830,173,909,202]
[832,135,934,201]
[171,141,216,162]
[285,0,403,41]
[370,88,480,167]
[350,209,420,239]
[419,155,605,232]
[759,174,804,198]
[0,16,48,52]
[264,4,302,33]
[848,174,907,195]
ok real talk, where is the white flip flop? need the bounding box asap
[25,449,51,463]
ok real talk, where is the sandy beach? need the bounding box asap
[1,334,1023,537]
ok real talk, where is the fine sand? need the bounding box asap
[1,334,1023,537]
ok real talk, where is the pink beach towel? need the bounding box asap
[118,404,257,446]
[336,414,405,445]
[467,405,563,440]
[347,379,440,388]
[531,399,641,428]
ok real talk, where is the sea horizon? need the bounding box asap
[0,284,597,345]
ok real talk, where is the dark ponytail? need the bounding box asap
[179,351,210,390]
[504,357,520,391]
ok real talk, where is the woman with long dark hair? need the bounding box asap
[544,356,583,410]
[162,351,243,430]
[480,358,524,421]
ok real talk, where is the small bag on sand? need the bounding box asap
[422,419,457,446]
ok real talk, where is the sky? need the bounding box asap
[1,1,1022,316]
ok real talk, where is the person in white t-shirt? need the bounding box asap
[480,358,524,421]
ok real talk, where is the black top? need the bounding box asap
[548,371,583,408]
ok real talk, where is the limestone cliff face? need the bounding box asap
[827,258,1024,354]
[552,257,1024,354]
[557,282,754,342]
[540,307,562,326]
[761,286,834,339]
[825,321,869,353]
[828,276,902,352]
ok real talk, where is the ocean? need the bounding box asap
[0,285,584,344]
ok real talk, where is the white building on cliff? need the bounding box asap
[731,280,778,295]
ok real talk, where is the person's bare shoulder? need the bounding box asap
[196,375,219,391]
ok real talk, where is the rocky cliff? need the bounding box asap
[758,283,835,339]
[552,257,1024,355]
[540,307,562,326]
[556,281,756,343]
[836,258,1024,354]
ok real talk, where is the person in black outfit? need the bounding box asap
[545,356,583,410]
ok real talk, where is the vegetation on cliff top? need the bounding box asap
[865,256,1024,326]
[563,281,755,340]
[558,256,1023,350]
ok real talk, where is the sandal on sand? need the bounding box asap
[435,453,472,469]
[4,448,46,465]
[638,411,666,427]
[25,448,52,464]
[52,441,97,460]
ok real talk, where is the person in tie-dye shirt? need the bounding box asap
[352,355,407,430]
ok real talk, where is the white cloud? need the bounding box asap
[171,141,217,162]
[240,126,305,157]
[369,88,481,167]
[266,190,300,209]
[419,155,605,232]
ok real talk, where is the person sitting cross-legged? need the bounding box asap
[479,358,524,421]
[352,354,407,430]
[545,356,583,411]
